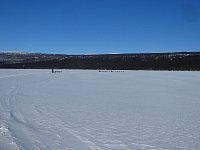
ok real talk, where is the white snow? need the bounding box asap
[1,69,200,150]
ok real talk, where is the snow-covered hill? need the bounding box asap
[1,70,200,150]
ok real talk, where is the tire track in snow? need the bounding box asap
[34,105,103,150]
[0,88,22,149]
[1,71,102,149]
[0,87,20,150]
[9,87,26,124]
[3,86,45,150]
[3,87,98,150]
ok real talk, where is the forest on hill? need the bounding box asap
[0,52,200,70]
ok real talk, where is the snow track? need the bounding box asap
[0,87,23,150]
[0,72,49,79]
[8,87,38,150]
[1,70,200,150]
[0,70,101,150]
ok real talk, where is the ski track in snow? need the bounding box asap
[1,70,200,150]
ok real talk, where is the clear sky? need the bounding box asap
[0,0,200,54]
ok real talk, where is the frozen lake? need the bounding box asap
[0,69,200,150]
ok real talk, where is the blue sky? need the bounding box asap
[0,0,200,54]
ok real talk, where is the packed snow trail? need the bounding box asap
[1,69,200,150]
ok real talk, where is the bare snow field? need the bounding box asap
[0,69,200,150]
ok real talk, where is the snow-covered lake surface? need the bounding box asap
[0,69,200,150]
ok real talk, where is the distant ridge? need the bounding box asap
[0,51,200,70]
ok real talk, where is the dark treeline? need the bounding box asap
[0,52,200,70]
